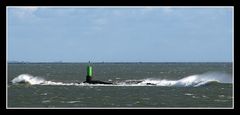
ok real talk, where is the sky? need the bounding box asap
[7,7,233,62]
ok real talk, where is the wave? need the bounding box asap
[11,74,79,86]
[11,72,232,87]
[137,72,232,87]
[11,74,45,85]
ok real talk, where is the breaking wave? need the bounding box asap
[11,74,45,85]
[137,72,232,87]
[11,74,78,86]
[11,72,232,87]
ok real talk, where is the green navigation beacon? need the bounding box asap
[87,66,93,77]
[83,61,113,84]
[86,61,93,82]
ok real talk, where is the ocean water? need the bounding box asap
[7,63,233,108]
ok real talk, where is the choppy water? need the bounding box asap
[7,62,233,108]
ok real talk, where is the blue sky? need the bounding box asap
[7,7,233,62]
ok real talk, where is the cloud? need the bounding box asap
[10,6,39,19]
[162,7,173,13]
[141,7,156,13]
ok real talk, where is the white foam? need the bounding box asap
[139,72,232,87]
[11,74,45,85]
[11,72,232,87]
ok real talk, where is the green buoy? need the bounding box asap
[86,61,93,82]
[87,66,93,77]
[84,61,113,84]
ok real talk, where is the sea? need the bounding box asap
[7,62,233,108]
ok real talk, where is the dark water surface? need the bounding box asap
[7,63,233,108]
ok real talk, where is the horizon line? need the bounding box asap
[7,61,233,63]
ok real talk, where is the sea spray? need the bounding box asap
[139,72,231,87]
[140,72,232,87]
[11,74,81,86]
[11,74,45,85]
[11,72,232,87]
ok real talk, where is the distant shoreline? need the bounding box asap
[7,62,233,64]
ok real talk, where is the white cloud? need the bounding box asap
[142,7,155,12]
[162,7,174,14]
[11,6,39,19]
